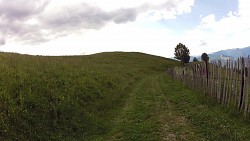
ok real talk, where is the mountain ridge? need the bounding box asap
[194,46,250,61]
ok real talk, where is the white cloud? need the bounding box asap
[179,0,250,56]
[72,0,169,11]
[0,38,5,46]
[137,0,194,22]
[1,22,179,57]
[238,0,250,16]
[200,14,216,28]
[175,0,194,14]
[5,0,249,58]
[0,0,194,45]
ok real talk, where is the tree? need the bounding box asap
[193,57,198,62]
[201,53,209,62]
[174,43,190,64]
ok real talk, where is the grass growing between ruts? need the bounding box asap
[104,74,204,141]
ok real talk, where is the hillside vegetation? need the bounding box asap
[0,52,250,141]
[0,52,178,140]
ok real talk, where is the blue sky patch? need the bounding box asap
[160,0,238,31]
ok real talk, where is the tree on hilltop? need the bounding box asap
[174,43,190,64]
[193,57,198,62]
[201,53,209,62]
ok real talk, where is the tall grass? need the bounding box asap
[0,52,179,140]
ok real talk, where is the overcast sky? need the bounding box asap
[0,0,249,57]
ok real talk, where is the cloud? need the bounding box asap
[0,38,5,46]
[199,40,207,46]
[179,0,250,56]
[112,8,138,24]
[39,0,194,43]
[42,1,187,30]
[0,0,49,45]
[200,14,216,28]
[0,0,194,46]
[0,0,49,20]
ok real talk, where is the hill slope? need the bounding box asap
[0,52,250,141]
[0,52,179,140]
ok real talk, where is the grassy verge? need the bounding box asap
[159,75,250,141]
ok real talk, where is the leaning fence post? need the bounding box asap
[248,56,250,115]
[244,57,249,116]
[238,57,245,111]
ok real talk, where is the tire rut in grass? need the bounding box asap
[107,74,205,141]
[156,75,205,141]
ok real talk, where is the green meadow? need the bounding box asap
[0,52,249,140]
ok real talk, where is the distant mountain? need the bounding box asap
[194,46,250,61]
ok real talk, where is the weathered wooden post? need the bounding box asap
[217,60,222,102]
[228,60,234,106]
[222,60,228,105]
[238,57,245,111]
[244,57,249,116]
[233,60,238,106]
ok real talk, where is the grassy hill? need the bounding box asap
[0,52,249,140]
[0,52,179,140]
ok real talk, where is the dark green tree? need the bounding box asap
[193,57,198,62]
[174,43,190,64]
[201,53,209,62]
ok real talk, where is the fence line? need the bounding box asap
[167,56,250,117]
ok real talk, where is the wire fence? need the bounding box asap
[167,56,250,117]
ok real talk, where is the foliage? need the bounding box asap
[201,52,209,62]
[193,57,199,62]
[201,52,209,84]
[174,43,190,63]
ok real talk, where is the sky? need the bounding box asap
[0,0,249,57]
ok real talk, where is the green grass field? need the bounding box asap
[0,52,249,140]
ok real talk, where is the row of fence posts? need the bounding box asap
[167,56,250,117]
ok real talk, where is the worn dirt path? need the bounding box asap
[103,74,204,141]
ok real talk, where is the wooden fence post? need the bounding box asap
[244,57,249,116]
[233,61,238,106]
[248,56,250,115]
[238,57,245,111]
[223,60,228,105]
[228,60,234,106]
[217,60,222,102]
[210,64,214,98]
